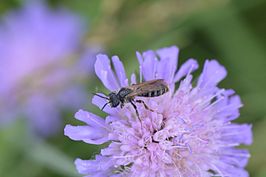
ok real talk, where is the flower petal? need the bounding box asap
[64,124,109,144]
[220,124,252,145]
[136,51,143,83]
[94,54,120,91]
[130,73,137,85]
[112,56,128,87]
[141,50,158,81]
[215,94,243,122]
[75,109,106,128]
[156,46,179,83]
[197,60,227,89]
[64,110,109,144]
[212,158,249,177]
[75,156,115,175]
[101,142,121,156]
[220,148,250,167]
[174,58,199,82]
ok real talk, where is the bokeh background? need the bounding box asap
[0,0,265,177]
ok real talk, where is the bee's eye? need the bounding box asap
[110,98,120,107]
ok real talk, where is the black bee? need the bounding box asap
[94,79,169,119]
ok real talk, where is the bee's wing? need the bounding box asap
[126,79,168,98]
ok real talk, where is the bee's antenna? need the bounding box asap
[92,93,109,100]
[101,102,109,111]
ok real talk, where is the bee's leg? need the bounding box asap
[130,101,141,122]
[135,99,154,112]
[120,102,124,109]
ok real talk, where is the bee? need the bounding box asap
[94,79,169,119]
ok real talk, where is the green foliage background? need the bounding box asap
[0,0,265,176]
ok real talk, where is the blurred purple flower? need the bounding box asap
[0,2,95,136]
[65,46,252,176]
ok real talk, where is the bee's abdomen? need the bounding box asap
[139,87,168,97]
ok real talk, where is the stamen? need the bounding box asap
[200,89,225,107]
[203,96,225,111]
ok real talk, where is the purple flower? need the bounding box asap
[65,46,252,176]
[0,2,93,136]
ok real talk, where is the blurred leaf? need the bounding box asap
[256,170,266,177]
[27,140,80,177]
[64,0,103,25]
[0,119,79,177]
[194,4,266,93]
[247,118,266,176]
[0,119,32,177]
[242,93,266,120]
[0,0,21,14]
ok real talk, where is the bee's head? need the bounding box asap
[92,92,120,111]
[108,92,120,107]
